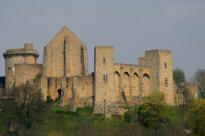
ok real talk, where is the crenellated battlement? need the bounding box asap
[3,44,39,58]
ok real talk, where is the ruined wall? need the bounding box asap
[42,26,88,78]
[175,82,198,105]
[113,63,151,105]
[14,64,42,87]
[46,75,94,109]
[68,75,94,110]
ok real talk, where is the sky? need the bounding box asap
[0,0,205,80]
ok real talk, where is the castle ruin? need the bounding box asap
[2,26,198,117]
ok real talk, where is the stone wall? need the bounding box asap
[94,46,119,117]
[42,26,88,77]
[175,82,198,105]
[46,74,94,110]
[4,44,39,91]
[144,50,175,105]
[113,63,151,105]
[2,26,199,118]
[14,64,42,87]
[158,50,175,104]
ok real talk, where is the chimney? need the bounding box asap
[138,57,144,66]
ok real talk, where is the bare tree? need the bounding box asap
[193,69,205,98]
[14,83,42,105]
[8,83,44,134]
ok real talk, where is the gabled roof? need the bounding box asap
[46,25,87,49]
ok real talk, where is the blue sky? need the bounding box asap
[0,0,205,80]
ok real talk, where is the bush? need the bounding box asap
[138,91,169,136]
[185,99,205,136]
[123,106,138,122]
[46,96,53,103]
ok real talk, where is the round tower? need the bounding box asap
[3,43,39,91]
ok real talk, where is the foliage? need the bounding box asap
[173,68,186,85]
[123,106,138,122]
[185,99,205,136]
[0,101,193,136]
[0,86,198,136]
[35,72,42,79]
[193,69,205,98]
[138,91,169,136]
[46,96,53,103]
[12,84,45,128]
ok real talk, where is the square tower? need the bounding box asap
[94,46,118,117]
[144,50,174,105]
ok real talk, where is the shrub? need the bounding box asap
[185,99,205,136]
[46,96,53,103]
[138,91,169,136]
[123,106,138,122]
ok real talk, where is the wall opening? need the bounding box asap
[103,74,108,83]
[164,62,167,69]
[57,89,62,99]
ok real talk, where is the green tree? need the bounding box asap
[138,91,169,136]
[173,68,186,85]
[185,99,205,136]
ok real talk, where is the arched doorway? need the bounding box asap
[132,73,139,96]
[123,72,130,96]
[142,74,150,96]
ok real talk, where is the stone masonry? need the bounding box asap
[2,25,198,117]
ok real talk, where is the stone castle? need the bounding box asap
[2,26,198,117]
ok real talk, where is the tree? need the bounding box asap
[138,91,169,136]
[193,69,205,98]
[9,83,45,134]
[173,68,186,85]
[185,99,205,136]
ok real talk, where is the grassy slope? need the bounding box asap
[0,103,189,136]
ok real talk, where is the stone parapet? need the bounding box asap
[3,44,39,59]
